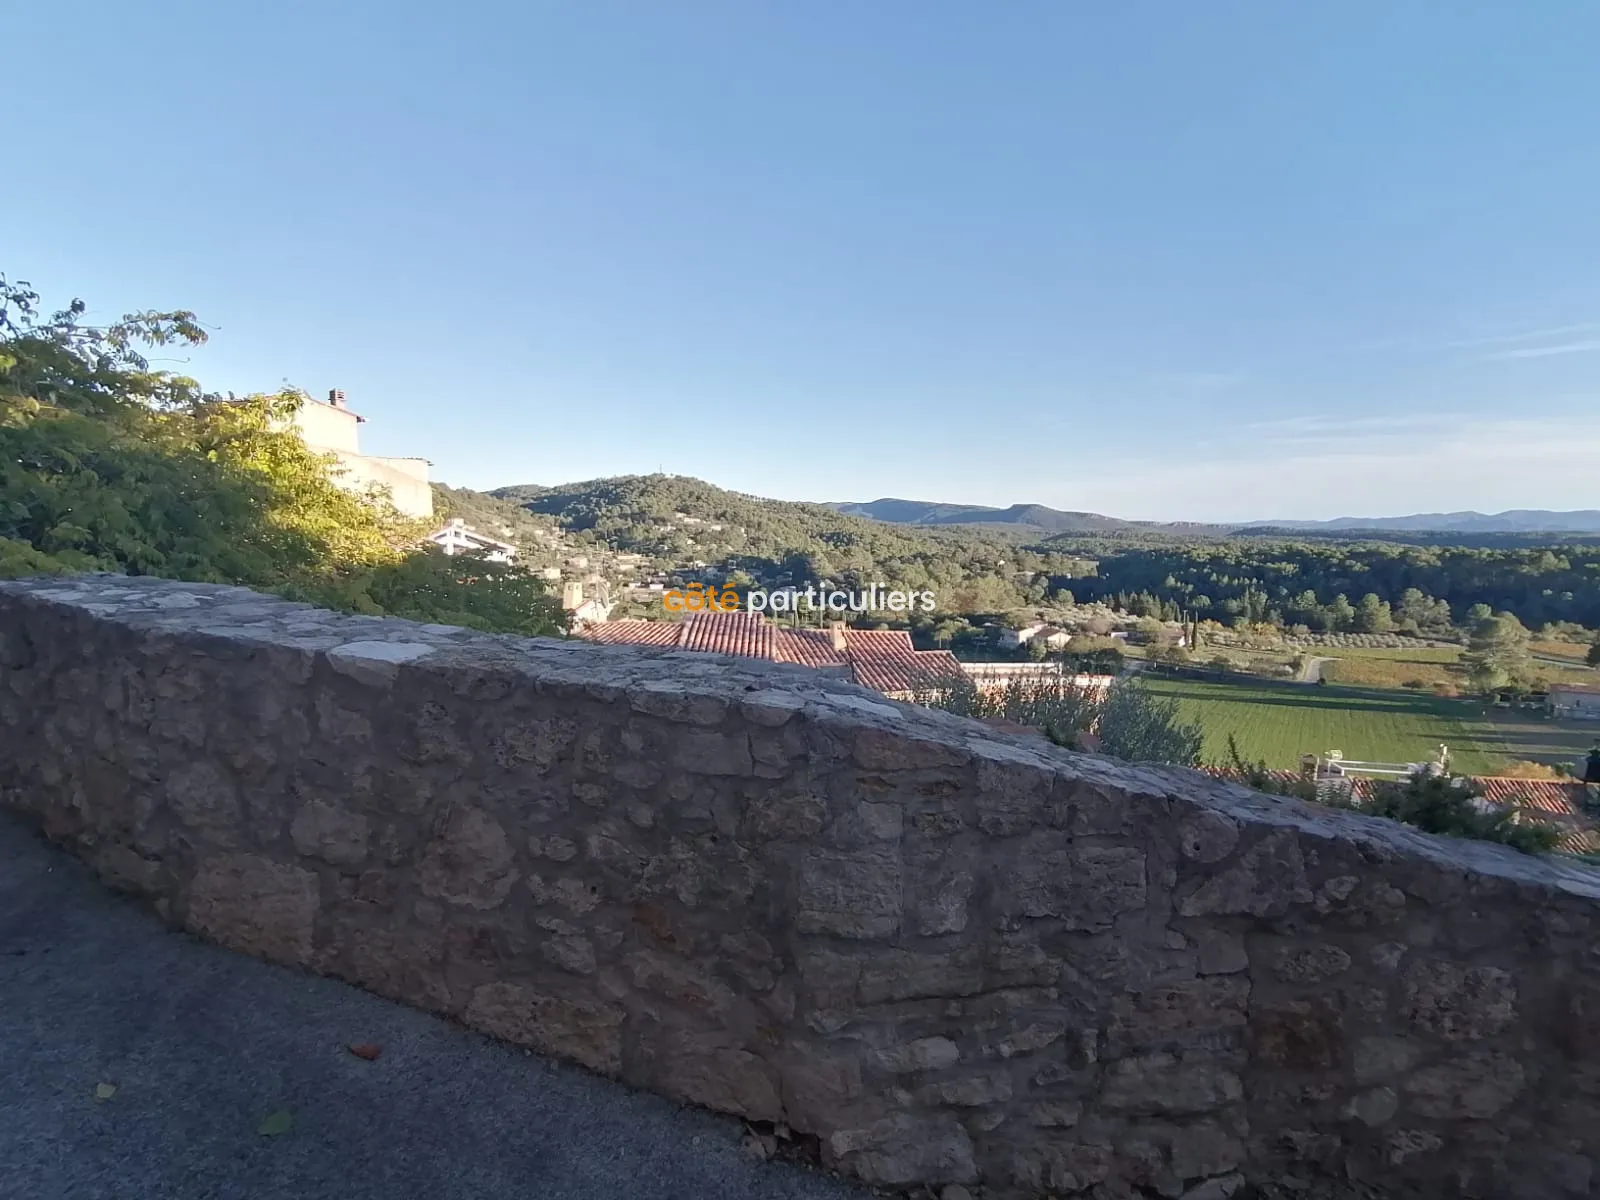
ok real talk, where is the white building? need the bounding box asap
[427,518,517,564]
[1548,685,1600,720]
[962,663,1117,693]
[571,598,612,625]
[998,623,1046,650]
[288,390,433,519]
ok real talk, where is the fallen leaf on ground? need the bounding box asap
[94,1083,117,1102]
[258,1110,294,1137]
[347,1043,383,1061]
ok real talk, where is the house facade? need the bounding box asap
[1548,684,1600,720]
[288,390,433,519]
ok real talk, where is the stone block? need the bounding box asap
[1179,829,1311,918]
[290,800,371,867]
[828,1113,978,1186]
[1400,959,1517,1041]
[1013,835,1146,930]
[186,853,319,965]
[797,846,901,938]
[1100,1053,1243,1116]
[419,805,518,909]
[465,981,624,1075]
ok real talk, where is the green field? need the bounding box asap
[1143,675,1509,775]
[1318,645,1462,690]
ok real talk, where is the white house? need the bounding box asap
[427,518,517,564]
[998,623,1048,650]
[287,390,433,519]
[570,598,613,625]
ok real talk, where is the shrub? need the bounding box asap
[910,668,1203,767]
[1365,774,1560,855]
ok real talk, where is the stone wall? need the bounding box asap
[4,575,1600,1200]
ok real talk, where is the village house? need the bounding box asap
[1548,683,1600,720]
[997,623,1047,650]
[998,623,1073,651]
[286,389,433,519]
[561,581,613,627]
[582,612,962,700]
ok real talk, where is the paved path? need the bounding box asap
[0,810,865,1200]
[1299,656,1334,683]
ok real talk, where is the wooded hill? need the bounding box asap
[488,474,1600,634]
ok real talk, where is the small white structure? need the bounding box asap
[427,518,517,564]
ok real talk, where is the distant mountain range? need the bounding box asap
[832,498,1600,536]
[1243,510,1600,534]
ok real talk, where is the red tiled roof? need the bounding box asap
[678,610,775,659]
[577,614,962,696]
[1474,777,1589,817]
[583,619,685,648]
[842,629,964,696]
[775,628,850,670]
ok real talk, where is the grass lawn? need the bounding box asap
[1143,674,1509,775]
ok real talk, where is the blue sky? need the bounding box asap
[9,2,1600,521]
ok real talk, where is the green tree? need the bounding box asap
[1092,677,1204,765]
[1328,593,1356,632]
[0,273,562,637]
[1353,592,1394,634]
[1587,643,1600,668]
[1465,611,1531,691]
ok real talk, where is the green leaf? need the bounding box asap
[94,1082,117,1101]
[257,1110,294,1137]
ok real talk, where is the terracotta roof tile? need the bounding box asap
[582,619,685,647]
[775,628,850,670]
[842,629,964,695]
[678,611,776,659]
[1474,777,1589,817]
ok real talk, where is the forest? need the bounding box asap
[497,475,1600,638]
[1054,541,1600,633]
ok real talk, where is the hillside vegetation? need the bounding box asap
[496,474,1092,612]
[0,273,563,637]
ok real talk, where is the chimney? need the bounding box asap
[829,621,848,652]
[328,389,347,409]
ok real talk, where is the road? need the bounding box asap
[1300,656,1335,684]
[0,810,865,1200]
